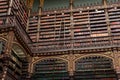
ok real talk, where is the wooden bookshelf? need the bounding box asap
[7,50,22,80]
[73,10,90,48]
[28,15,38,42]
[32,58,69,80]
[26,0,120,54]
[0,0,8,16]
[0,0,30,46]
[28,11,71,50]
[21,60,29,80]
[0,0,8,25]
[74,56,117,80]
[108,6,120,45]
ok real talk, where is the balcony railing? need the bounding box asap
[29,37,120,53]
[0,15,31,44]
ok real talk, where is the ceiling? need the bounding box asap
[25,0,118,12]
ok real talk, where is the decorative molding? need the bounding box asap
[0,33,8,40]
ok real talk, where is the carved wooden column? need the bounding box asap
[27,55,33,80]
[70,0,74,49]
[1,31,14,80]
[5,31,14,55]
[37,0,44,42]
[69,0,74,79]
[6,0,13,23]
[26,13,35,77]
[26,9,31,32]
[103,0,112,44]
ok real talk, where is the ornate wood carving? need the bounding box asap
[5,31,14,55]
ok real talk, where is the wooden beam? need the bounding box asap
[103,0,112,43]
[26,0,34,31]
[36,0,44,42]
[70,0,74,48]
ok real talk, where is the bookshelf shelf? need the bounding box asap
[75,56,117,80]
[32,58,69,80]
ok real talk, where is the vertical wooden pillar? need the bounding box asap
[27,56,33,80]
[7,0,13,15]
[70,0,74,49]
[5,31,14,55]
[6,0,14,23]
[1,31,14,80]
[69,0,74,79]
[26,0,34,31]
[26,9,31,32]
[36,7,41,42]
[103,0,112,43]
[37,0,44,42]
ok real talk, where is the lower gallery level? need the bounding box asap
[0,33,120,80]
[30,53,120,80]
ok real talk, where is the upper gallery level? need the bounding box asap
[1,0,120,55]
[27,0,120,55]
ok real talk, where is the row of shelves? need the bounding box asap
[7,68,21,80]
[0,0,28,29]
[11,0,28,29]
[0,0,8,25]
[29,9,119,45]
[74,69,117,79]
[21,61,29,80]
[33,59,69,79]
[29,6,120,25]
[35,59,67,72]
[0,0,8,17]
[9,51,22,74]
[8,52,29,80]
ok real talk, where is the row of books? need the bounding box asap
[10,0,27,29]
[32,58,69,79]
[0,0,8,25]
[7,50,23,80]
[21,60,29,80]
[74,56,117,79]
[74,69,117,79]
[0,0,28,28]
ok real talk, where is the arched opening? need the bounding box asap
[6,44,29,80]
[31,58,69,80]
[74,56,117,80]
